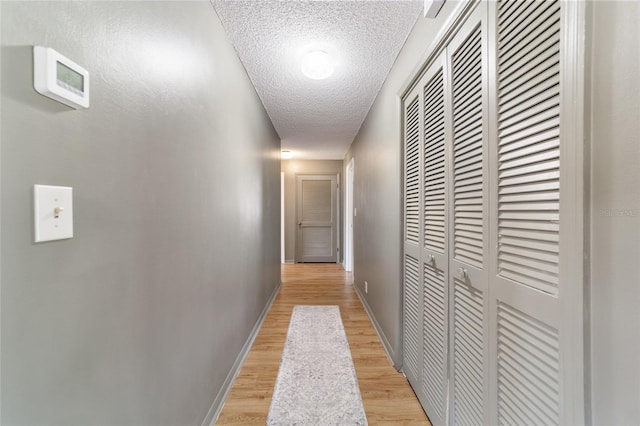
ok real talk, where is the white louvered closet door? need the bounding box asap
[402,0,585,424]
[488,0,584,424]
[447,6,491,426]
[403,86,424,392]
[419,54,449,426]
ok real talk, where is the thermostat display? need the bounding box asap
[56,61,84,94]
[34,46,89,109]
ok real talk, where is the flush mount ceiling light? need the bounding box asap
[281,150,293,159]
[300,50,334,80]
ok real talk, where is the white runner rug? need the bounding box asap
[267,305,368,425]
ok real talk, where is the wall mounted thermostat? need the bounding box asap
[33,46,89,109]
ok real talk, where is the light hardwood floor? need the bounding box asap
[216,263,431,425]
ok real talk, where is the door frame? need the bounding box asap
[281,171,285,264]
[344,158,355,272]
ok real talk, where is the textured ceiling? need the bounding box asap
[212,0,423,160]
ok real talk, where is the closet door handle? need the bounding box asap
[457,267,468,280]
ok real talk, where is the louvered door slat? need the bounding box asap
[500,224,558,240]
[498,107,559,139]
[425,162,445,176]
[498,179,559,194]
[499,171,559,190]
[453,24,484,270]
[500,255,559,278]
[456,149,483,169]
[454,133,483,159]
[424,68,446,255]
[422,263,446,420]
[454,40,482,77]
[425,128,445,148]
[499,362,557,411]
[404,255,420,381]
[497,0,560,296]
[425,92,445,117]
[454,78,483,115]
[498,0,538,30]
[454,359,483,402]
[501,159,559,180]
[497,303,560,425]
[499,47,559,95]
[498,1,559,47]
[501,22,559,71]
[453,281,484,426]
[405,95,421,245]
[500,67,559,104]
[500,238,557,257]
[499,139,559,164]
[503,41,557,83]
[456,92,482,116]
[499,156,558,179]
[500,245,558,264]
[501,12,558,62]
[454,79,482,115]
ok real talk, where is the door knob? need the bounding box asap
[426,254,435,264]
[457,267,468,280]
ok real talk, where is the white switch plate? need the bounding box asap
[34,185,73,242]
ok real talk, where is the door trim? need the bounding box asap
[281,171,285,264]
[345,159,355,272]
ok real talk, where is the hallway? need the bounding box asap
[217,264,430,425]
[1,1,639,424]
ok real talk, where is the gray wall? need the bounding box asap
[1,2,281,425]
[589,1,640,424]
[343,1,458,365]
[281,160,343,263]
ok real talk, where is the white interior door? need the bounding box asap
[420,53,450,426]
[488,1,585,424]
[403,86,424,395]
[296,175,337,263]
[447,7,491,425]
[402,52,451,426]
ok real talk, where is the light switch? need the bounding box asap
[34,185,73,242]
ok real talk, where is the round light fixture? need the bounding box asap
[281,150,293,159]
[300,50,334,80]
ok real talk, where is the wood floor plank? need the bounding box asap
[216,263,430,425]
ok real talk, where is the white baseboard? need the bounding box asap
[283,260,294,264]
[352,284,398,369]
[201,280,281,426]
